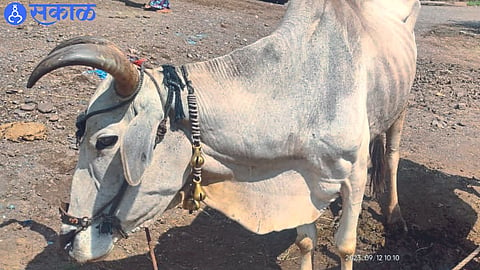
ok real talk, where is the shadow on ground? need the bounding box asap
[426,21,480,37]
[354,159,479,270]
[455,21,480,34]
[21,159,478,270]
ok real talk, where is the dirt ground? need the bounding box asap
[0,0,479,269]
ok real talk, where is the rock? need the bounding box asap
[361,201,369,210]
[20,103,36,111]
[454,88,466,98]
[13,109,27,117]
[431,119,447,129]
[459,30,476,38]
[48,115,60,122]
[187,53,194,58]
[37,102,55,113]
[24,98,36,104]
[435,115,447,122]
[5,89,18,94]
[454,103,467,110]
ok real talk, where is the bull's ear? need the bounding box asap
[120,114,160,186]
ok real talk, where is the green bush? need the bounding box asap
[467,1,480,6]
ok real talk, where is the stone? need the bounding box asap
[455,89,466,98]
[454,103,467,110]
[431,119,446,129]
[5,89,18,94]
[13,109,27,118]
[20,103,35,111]
[48,115,60,122]
[37,102,55,113]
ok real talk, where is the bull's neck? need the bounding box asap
[178,0,339,104]
[180,0,360,87]
[168,0,358,139]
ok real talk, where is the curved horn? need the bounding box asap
[27,37,139,97]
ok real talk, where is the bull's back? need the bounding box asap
[363,0,419,136]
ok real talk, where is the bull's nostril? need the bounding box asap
[59,230,77,251]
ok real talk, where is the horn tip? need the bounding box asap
[26,76,38,88]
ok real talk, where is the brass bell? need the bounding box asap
[190,145,205,168]
[182,198,200,212]
[192,178,206,202]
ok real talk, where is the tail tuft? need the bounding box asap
[369,134,386,198]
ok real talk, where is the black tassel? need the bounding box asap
[162,64,186,122]
[174,89,185,121]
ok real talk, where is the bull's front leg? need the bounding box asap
[334,136,369,269]
[295,222,317,270]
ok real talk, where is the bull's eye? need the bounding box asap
[96,135,118,150]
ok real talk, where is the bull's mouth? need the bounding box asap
[74,244,115,263]
[59,227,119,263]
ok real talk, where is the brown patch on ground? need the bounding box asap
[0,122,47,142]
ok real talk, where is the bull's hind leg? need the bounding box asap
[295,223,317,270]
[385,110,408,233]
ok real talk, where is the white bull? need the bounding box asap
[27,0,420,269]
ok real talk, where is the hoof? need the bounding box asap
[386,218,408,237]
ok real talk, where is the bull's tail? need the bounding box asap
[369,134,387,198]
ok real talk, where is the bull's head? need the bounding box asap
[27,37,192,262]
